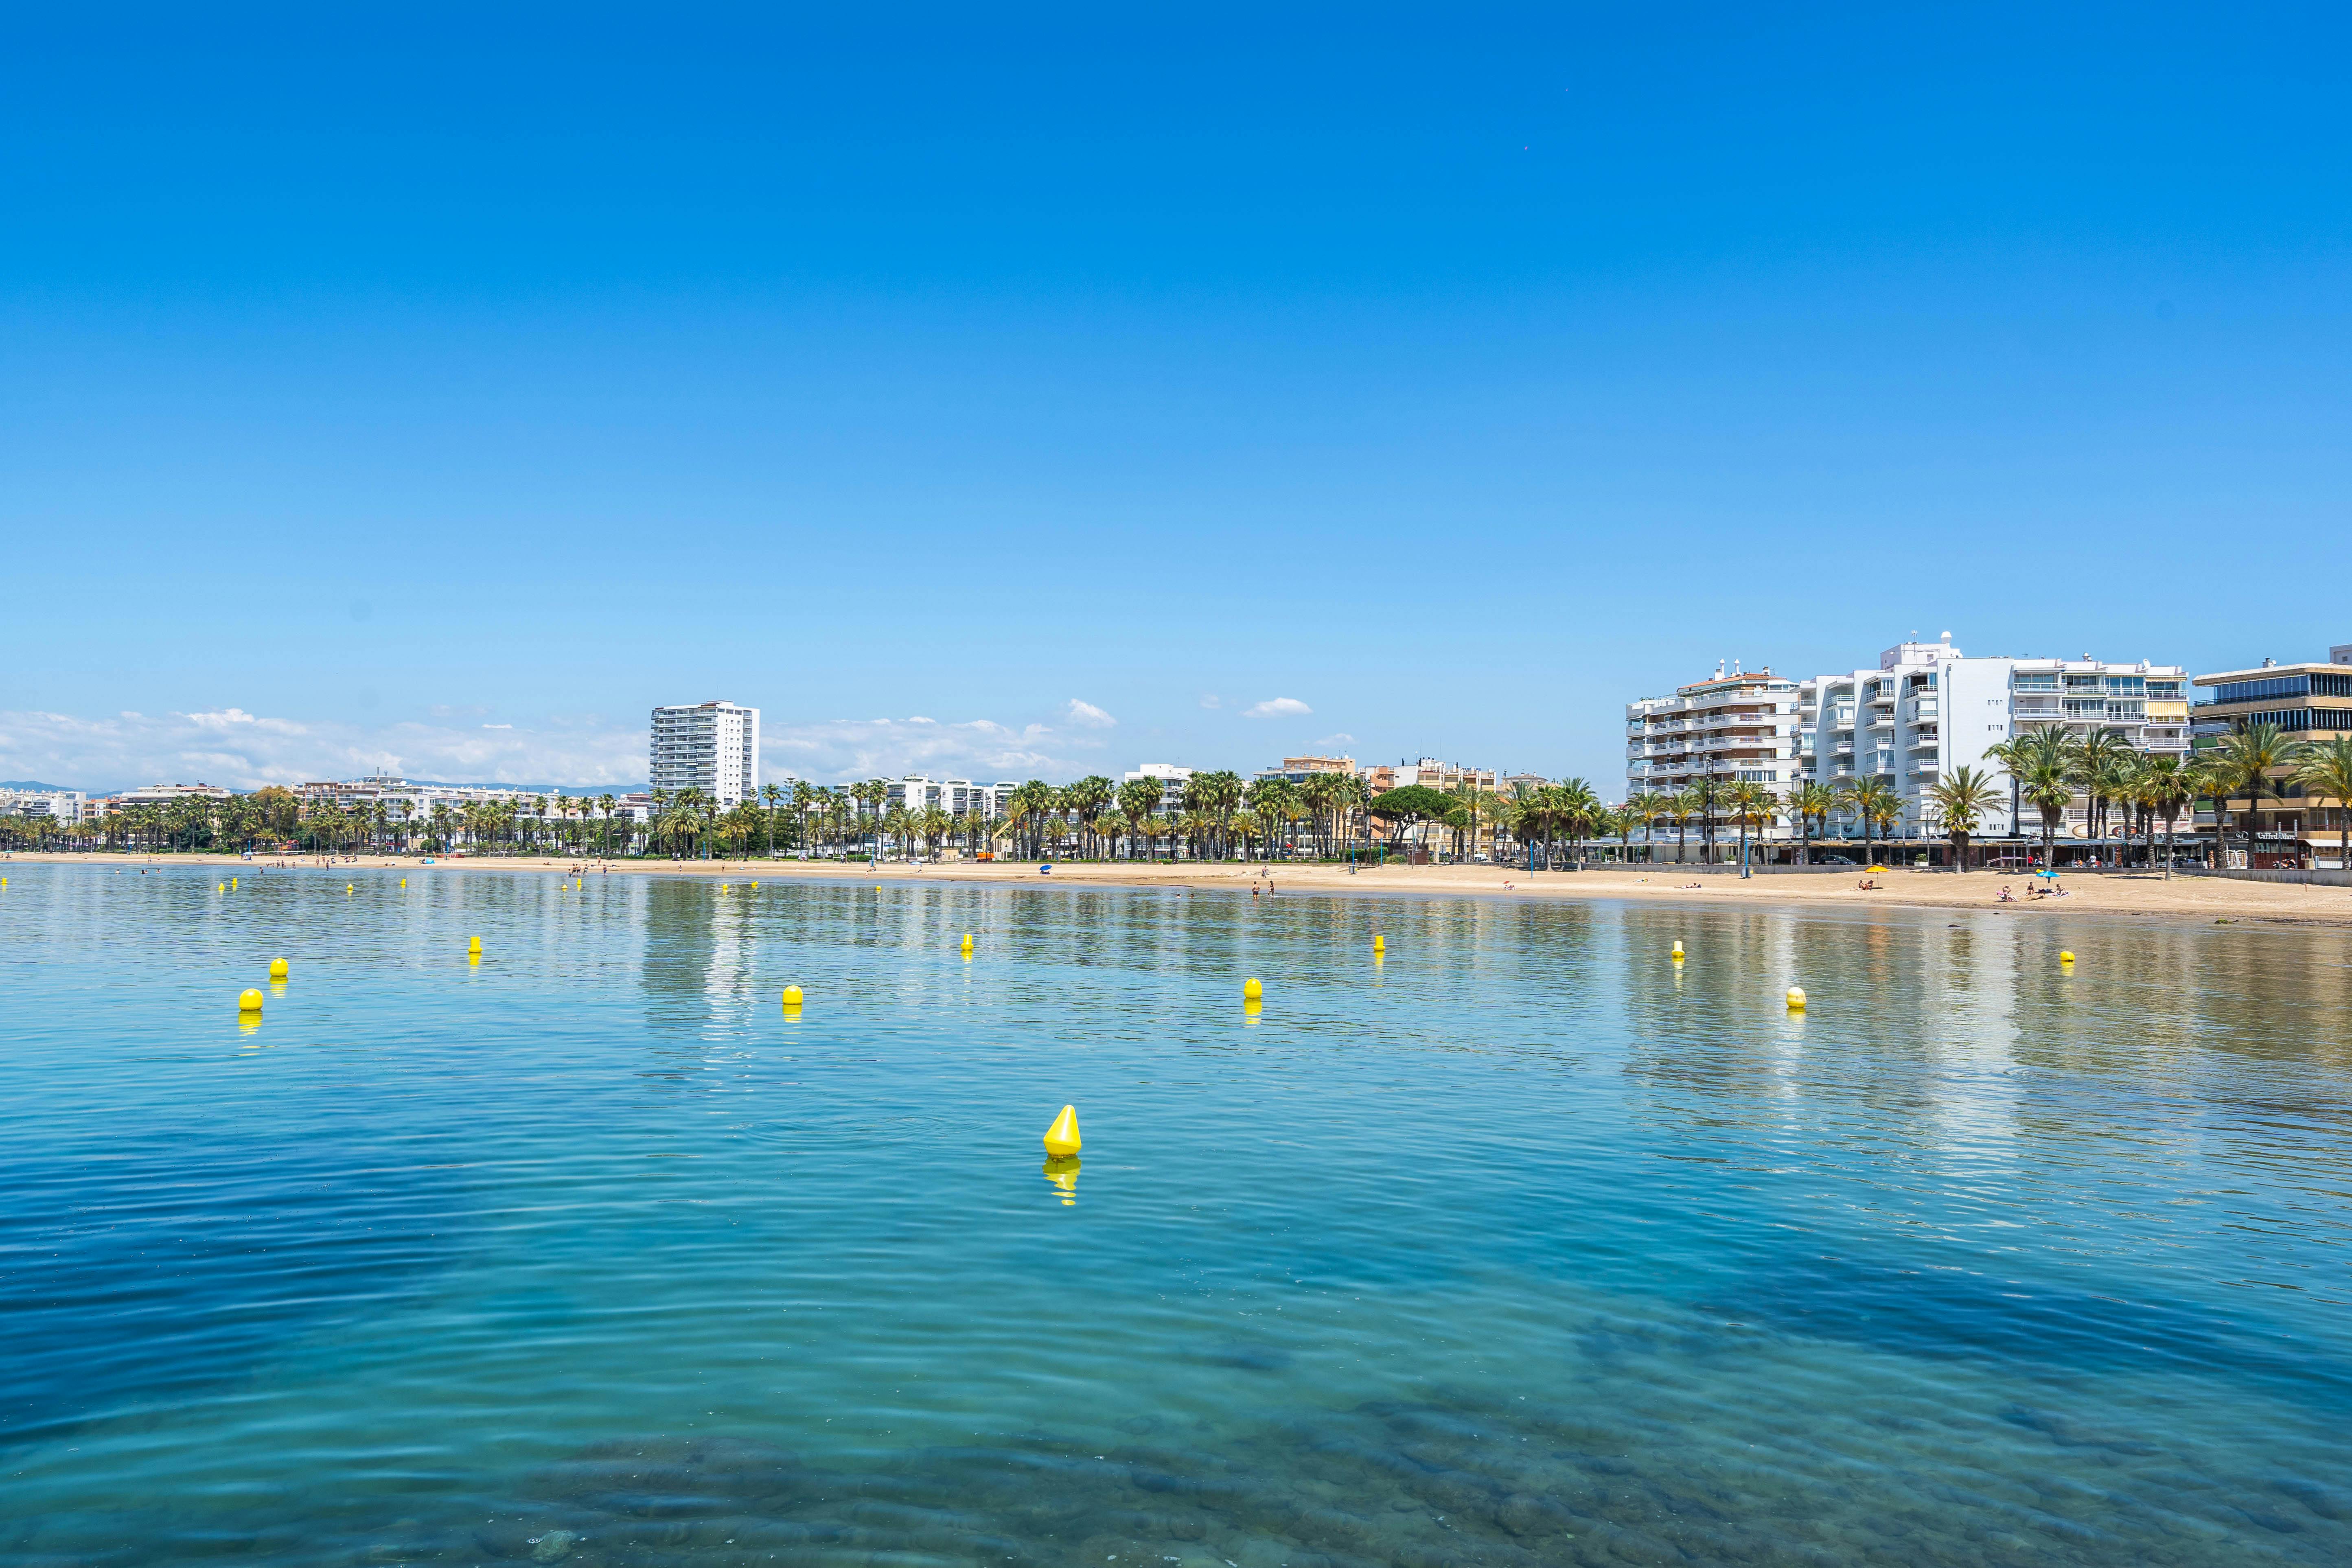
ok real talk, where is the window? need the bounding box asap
[2106,675,2145,696]
[2147,681,2184,698]
[2064,673,2105,689]
[2013,674,2058,693]
[2208,675,2312,705]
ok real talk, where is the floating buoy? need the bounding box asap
[217,883,224,893]
[1373,934,1384,954]
[1671,940,1684,958]
[781,985,804,1007]
[268,958,289,980]
[237,988,263,1014]
[1786,986,1807,1010]
[231,877,238,888]
[961,933,974,953]
[399,878,406,887]
[1042,1104,1081,1157]
[346,883,354,893]
[1243,977,1264,1001]
[2059,950,2075,964]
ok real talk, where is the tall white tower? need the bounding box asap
[649,701,760,808]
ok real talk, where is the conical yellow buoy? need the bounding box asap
[217,883,224,893]
[1786,986,1807,1010]
[231,877,238,888]
[1042,1104,1081,1157]
[346,883,354,893]
[781,984,804,1007]
[400,877,407,887]
[1243,977,1264,1001]
[268,957,289,980]
[237,988,263,1014]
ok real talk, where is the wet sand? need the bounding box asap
[19,850,2352,929]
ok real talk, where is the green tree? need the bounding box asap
[1925,764,2002,872]
[2291,735,2352,876]
[1368,784,1456,855]
[1723,779,1776,871]
[1837,775,1902,867]
[2206,721,2304,869]
[1784,781,1837,866]
[2137,755,2194,878]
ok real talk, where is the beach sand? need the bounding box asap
[18,850,2352,929]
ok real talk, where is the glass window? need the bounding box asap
[2013,674,2059,692]
[2209,675,2311,704]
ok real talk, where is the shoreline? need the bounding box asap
[13,849,2352,929]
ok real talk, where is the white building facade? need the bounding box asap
[1123,763,1194,813]
[1625,664,1807,845]
[0,787,86,822]
[1626,639,2192,856]
[650,701,760,809]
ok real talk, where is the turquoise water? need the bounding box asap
[6,863,2352,1567]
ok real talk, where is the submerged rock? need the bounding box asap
[530,1528,579,1563]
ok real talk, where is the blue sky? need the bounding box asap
[4,4,2348,793]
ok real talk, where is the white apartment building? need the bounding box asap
[1626,639,2190,856]
[1625,663,1807,845]
[877,777,1017,819]
[110,783,235,808]
[1124,763,1194,813]
[0,787,86,821]
[1791,637,2188,843]
[650,701,760,808]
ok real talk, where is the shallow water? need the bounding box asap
[5,861,2352,1567]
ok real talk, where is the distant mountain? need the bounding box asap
[0,780,80,793]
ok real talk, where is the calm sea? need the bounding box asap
[4,861,2350,1567]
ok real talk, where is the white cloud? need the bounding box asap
[1199,694,1222,710]
[1064,699,1117,729]
[762,715,1092,783]
[1243,697,1313,719]
[1317,732,1356,746]
[0,707,649,793]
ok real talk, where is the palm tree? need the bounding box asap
[1622,790,1669,863]
[2206,721,2304,869]
[2291,735,2352,875]
[1785,781,1836,866]
[2138,754,2195,878]
[1723,779,1776,872]
[1925,764,2002,872]
[1685,776,1725,865]
[2072,727,2133,851]
[1667,786,1699,864]
[2004,726,2081,870]
[760,782,783,857]
[1116,777,1163,860]
[1837,776,1902,867]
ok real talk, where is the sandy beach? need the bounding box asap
[17,850,2352,929]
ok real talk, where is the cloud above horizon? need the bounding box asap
[0,706,646,793]
[4,700,1155,794]
[1243,697,1313,719]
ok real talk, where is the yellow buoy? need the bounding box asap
[961,932,974,951]
[468,937,482,958]
[237,988,263,1014]
[346,883,354,893]
[1373,934,1385,953]
[1786,986,1807,1009]
[400,878,407,887]
[1671,940,1684,957]
[781,984,804,1007]
[750,881,758,889]
[2060,950,2075,964]
[1042,1104,1081,1158]
[1243,977,1264,1001]
[268,958,289,980]
[231,877,238,888]
[217,883,224,893]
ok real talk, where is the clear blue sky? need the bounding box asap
[4,4,2348,793]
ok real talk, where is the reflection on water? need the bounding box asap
[3,863,2351,1566]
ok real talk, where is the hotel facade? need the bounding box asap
[2191,643,2352,867]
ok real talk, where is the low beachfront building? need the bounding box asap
[2191,644,2352,867]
